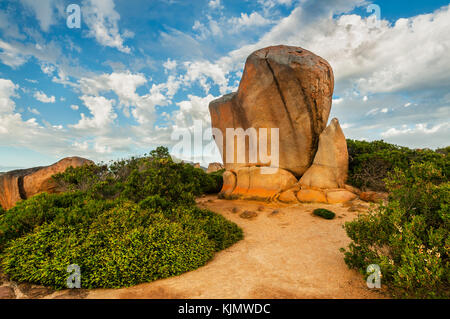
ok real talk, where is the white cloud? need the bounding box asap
[228,12,273,32]
[34,91,56,103]
[208,0,223,10]
[79,71,180,124]
[82,0,132,53]
[332,98,344,105]
[173,94,217,129]
[163,59,177,71]
[182,60,231,94]
[72,95,117,130]
[0,40,28,68]
[28,107,40,115]
[41,63,56,75]
[70,104,79,111]
[0,79,19,114]
[381,123,450,148]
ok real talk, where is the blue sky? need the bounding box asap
[0,0,449,170]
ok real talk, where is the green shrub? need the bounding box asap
[347,139,448,191]
[313,208,336,220]
[342,162,449,298]
[0,147,242,289]
[0,192,117,250]
[2,203,218,289]
[53,147,224,204]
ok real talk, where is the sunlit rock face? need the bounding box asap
[0,157,93,210]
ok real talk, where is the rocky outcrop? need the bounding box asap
[206,162,224,173]
[209,45,334,176]
[299,118,348,189]
[0,157,93,210]
[209,45,358,203]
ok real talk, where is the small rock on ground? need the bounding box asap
[240,211,258,219]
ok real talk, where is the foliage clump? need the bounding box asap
[347,139,448,191]
[313,208,336,220]
[0,147,242,289]
[342,162,449,298]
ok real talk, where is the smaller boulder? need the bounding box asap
[278,189,298,203]
[360,191,388,203]
[297,189,327,203]
[326,190,357,204]
[299,118,348,189]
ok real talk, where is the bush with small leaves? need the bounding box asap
[313,208,336,220]
[0,147,242,289]
[342,162,449,298]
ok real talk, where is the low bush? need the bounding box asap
[313,208,336,220]
[347,139,448,191]
[342,162,449,298]
[0,147,242,289]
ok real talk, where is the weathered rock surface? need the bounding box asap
[209,45,357,204]
[297,189,327,203]
[359,191,388,203]
[299,118,348,189]
[223,167,297,200]
[0,157,93,210]
[326,190,357,204]
[209,45,334,176]
[278,188,299,203]
[0,286,15,299]
[206,162,224,173]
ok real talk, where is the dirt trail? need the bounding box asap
[49,195,387,299]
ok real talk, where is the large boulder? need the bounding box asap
[0,157,93,210]
[299,118,348,189]
[209,45,334,176]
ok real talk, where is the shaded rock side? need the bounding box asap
[209,45,334,177]
[0,157,93,210]
[299,118,348,189]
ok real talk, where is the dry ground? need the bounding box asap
[44,195,387,299]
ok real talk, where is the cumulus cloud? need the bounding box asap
[228,12,273,33]
[72,95,117,130]
[182,60,232,94]
[82,0,132,53]
[0,79,19,114]
[381,123,450,149]
[78,71,180,124]
[34,91,56,103]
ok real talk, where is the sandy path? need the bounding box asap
[49,195,386,299]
